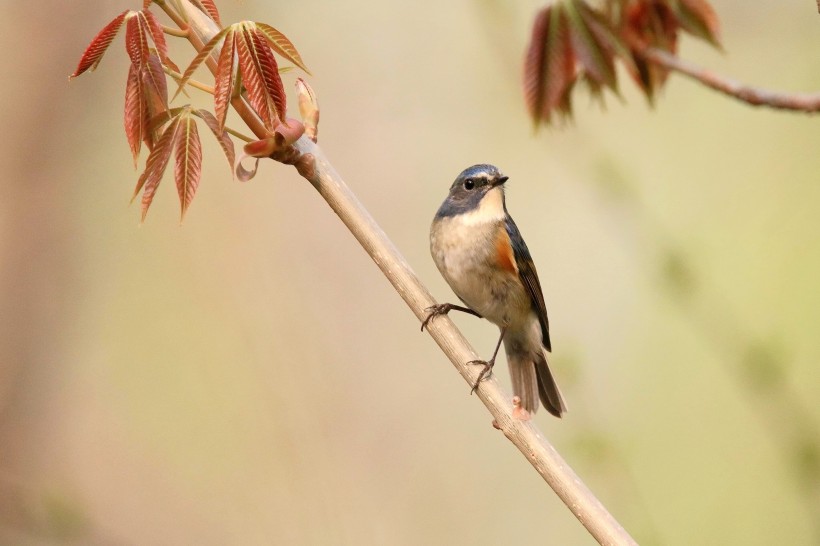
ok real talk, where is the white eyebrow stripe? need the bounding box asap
[472,172,493,180]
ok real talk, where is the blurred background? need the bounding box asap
[1,0,819,544]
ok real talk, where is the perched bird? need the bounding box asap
[423,164,566,417]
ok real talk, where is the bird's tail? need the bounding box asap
[505,339,567,418]
[533,348,567,418]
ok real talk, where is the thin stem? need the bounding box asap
[163,66,215,95]
[155,0,187,30]
[293,138,638,546]
[224,126,252,143]
[633,41,820,113]
[162,24,189,38]
[162,65,251,141]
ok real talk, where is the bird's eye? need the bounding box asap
[463,179,475,190]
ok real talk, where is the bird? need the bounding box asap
[423,164,566,418]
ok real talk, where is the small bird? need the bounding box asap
[423,164,566,418]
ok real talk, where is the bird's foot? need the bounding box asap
[468,358,496,394]
[421,303,478,331]
[420,304,451,332]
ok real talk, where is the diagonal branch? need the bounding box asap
[167,1,637,544]
[634,42,820,112]
[293,138,637,546]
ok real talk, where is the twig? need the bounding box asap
[171,1,637,544]
[224,126,253,143]
[636,44,820,112]
[293,140,639,546]
[161,24,189,37]
[162,65,214,95]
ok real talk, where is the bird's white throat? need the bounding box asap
[458,187,506,226]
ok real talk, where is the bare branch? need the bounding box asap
[636,43,820,112]
[292,137,638,546]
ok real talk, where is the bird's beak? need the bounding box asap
[492,176,509,188]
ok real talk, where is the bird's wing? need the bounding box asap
[505,217,551,351]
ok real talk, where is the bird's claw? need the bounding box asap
[468,358,495,394]
[420,303,451,332]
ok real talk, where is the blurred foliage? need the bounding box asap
[524,0,721,124]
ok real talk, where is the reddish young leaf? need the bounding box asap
[143,0,152,9]
[143,9,179,72]
[142,53,170,146]
[243,137,277,158]
[241,118,304,160]
[625,1,679,53]
[567,1,617,90]
[255,22,310,74]
[173,27,230,100]
[125,63,148,165]
[195,109,235,173]
[125,11,151,67]
[677,0,721,47]
[213,31,238,130]
[523,5,576,123]
[545,12,576,114]
[145,108,185,140]
[274,118,305,148]
[142,53,169,110]
[581,3,635,80]
[70,10,129,78]
[236,156,260,183]
[192,0,222,26]
[523,6,551,121]
[623,0,680,100]
[174,116,202,221]
[236,25,278,128]
[249,27,286,120]
[134,115,183,221]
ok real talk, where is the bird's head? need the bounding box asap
[436,164,509,222]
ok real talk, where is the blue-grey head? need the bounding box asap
[435,164,509,220]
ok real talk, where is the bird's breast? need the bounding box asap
[430,216,530,327]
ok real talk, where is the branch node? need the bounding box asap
[294,153,317,180]
[162,24,190,38]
